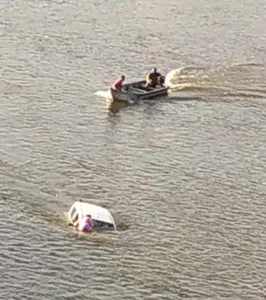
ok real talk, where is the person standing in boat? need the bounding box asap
[146,68,163,88]
[111,75,125,91]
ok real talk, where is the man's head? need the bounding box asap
[152,68,157,73]
[121,75,125,81]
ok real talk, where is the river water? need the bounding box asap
[1,0,266,299]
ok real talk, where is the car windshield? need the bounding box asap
[93,220,114,231]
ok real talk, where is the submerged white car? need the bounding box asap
[67,200,117,232]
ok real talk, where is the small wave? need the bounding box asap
[170,84,233,93]
[226,62,265,70]
[221,91,266,99]
[94,90,112,99]
[116,220,130,231]
[72,231,120,243]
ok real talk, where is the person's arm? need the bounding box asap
[73,220,79,227]
[71,211,79,227]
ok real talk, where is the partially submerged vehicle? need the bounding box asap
[109,80,169,103]
[67,201,116,232]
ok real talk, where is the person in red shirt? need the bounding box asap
[111,75,125,91]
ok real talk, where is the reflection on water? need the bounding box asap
[106,99,130,114]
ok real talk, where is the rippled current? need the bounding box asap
[1,0,266,299]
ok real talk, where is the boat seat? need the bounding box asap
[128,87,147,94]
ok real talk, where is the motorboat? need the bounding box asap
[109,80,169,103]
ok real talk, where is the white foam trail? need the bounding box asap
[165,66,206,91]
[165,66,208,88]
[165,68,183,89]
[94,90,112,99]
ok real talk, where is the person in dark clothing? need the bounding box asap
[146,68,163,88]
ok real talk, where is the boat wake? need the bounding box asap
[165,63,266,101]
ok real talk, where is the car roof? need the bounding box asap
[72,201,116,226]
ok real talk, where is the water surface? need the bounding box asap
[1,0,266,299]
